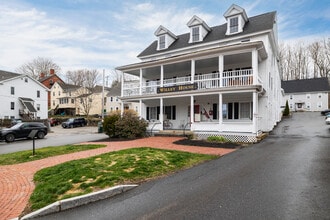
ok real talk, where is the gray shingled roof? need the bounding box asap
[138,11,276,58]
[281,78,330,93]
[0,70,22,81]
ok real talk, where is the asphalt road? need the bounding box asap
[0,126,108,154]
[35,112,330,219]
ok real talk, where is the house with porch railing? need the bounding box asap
[116,4,283,142]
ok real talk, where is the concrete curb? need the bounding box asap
[19,184,138,220]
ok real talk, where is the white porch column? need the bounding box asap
[218,93,223,131]
[121,72,124,96]
[191,59,195,83]
[218,55,224,87]
[160,65,164,87]
[253,91,258,134]
[139,99,142,118]
[160,98,164,129]
[120,101,124,116]
[190,95,194,124]
[252,49,258,85]
[139,68,143,95]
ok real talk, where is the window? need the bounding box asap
[53,92,55,96]
[10,102,14,110]
[110,97,113,102]
[37,90,40,98]
[58,91,61,96]
[37,104,40,111]
[11,87,14,95]
[71,99,74,104]
[223,102,252,120]
[159,35,166,49]
[229,17,238,33]
[164,106,176,120]
[306,94,311,99]
[192,26,200,42]
[53,101,55,106]
[116,97,118,102]
[290,95,293,100]
[25,78,28,83]
[318,93,322,98]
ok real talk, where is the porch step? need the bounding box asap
[154,130,194,137]
[256,132,268,142]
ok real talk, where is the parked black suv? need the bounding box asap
[62,118,87,128]
[0,122,48,142]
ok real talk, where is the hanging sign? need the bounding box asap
[157,83,198,93]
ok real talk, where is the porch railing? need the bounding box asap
[123,69,254,96]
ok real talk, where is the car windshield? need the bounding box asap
[10,123,23,129]
[67,118,74,122]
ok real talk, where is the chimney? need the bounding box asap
[50,69,55,75]
[40,72,45,79]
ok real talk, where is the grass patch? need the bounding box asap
[30,147,217,211]
[0,144,106,165]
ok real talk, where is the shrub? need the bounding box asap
[103,110,148,139]
[283,100,290,116]
[207,136,228,143]
[103,111,121,138]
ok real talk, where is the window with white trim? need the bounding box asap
[223,102,252,120]
[229,17,238,33]
[159,35,166,49]
[11,86,15,95]
[192,26,200,42]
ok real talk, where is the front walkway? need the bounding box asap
[0,137,235,220]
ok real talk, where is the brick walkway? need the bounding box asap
[0,137,235,220]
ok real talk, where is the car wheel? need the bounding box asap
[37,131,45,139]
[5,133,15,142]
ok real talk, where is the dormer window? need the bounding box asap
[224,4,248,35]
[159,35,166,50]
[187,15,211,43]
[229,17,238,33]
[192,26,200,42]
[154,25,177,50]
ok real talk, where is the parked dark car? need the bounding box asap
[49,118,60,126]
[321,109,330,115]
[62,118,87,128]
[0,122,48,142]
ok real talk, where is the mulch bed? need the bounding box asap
[173,139,241,149]
[89,137,241,149]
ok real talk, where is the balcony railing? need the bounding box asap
[123,69,254,97]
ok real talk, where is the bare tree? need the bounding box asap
[65,69,100,88]
[16,57,61,79]
[309,38,330,78]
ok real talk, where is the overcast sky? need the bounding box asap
[0,0,329,79]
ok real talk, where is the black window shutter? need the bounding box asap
[213,103,217,120]
[146,107,149,120]
[172,106,176,120]
[157,106,160,120]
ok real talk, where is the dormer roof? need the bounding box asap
[223,4,248,21]
[187,15,211,31]
[154,25,177,39]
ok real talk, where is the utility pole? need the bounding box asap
[101,69,105,120]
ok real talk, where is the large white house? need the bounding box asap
[0,70,49,120]
[116,4,283,142]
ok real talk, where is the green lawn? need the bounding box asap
[30,147,217,211]
[0,144,106,165]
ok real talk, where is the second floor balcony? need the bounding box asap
[123,69,257,97]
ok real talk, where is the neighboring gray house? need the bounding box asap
[281,78,330,111]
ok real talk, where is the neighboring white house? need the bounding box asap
[0,70,49,120]
[281,78,330,112]
[116,4,283,142]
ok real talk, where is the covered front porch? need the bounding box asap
[122,91,261,142]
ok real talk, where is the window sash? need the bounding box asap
[192,27,199,42]
[159,35,166,49]
[230,17,238,33]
